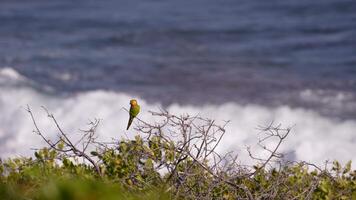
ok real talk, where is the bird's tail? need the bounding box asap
[127,116,134,130]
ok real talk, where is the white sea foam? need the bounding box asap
[300,88,355,108]
[0,67,26,84]
[0,68,355,168]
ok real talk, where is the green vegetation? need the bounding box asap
[0,108,355,199]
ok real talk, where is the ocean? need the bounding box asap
[0,0,355,166]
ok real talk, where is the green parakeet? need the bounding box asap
[126,99,140,130]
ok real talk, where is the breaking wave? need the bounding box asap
[0,67,355,168]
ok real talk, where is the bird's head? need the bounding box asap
[130,99,138,106]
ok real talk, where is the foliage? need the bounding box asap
[0,107,355,199]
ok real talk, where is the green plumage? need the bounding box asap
[127,104,140,130]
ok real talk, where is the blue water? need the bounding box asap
[0,0,355,118]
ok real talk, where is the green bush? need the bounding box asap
[0,108,355,199]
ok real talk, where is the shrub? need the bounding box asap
[0,107,355,199]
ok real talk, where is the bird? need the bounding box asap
[126,99,140,130]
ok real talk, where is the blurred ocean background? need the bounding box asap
[0,0,355,165]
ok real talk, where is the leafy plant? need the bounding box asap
[0,107,355,199]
